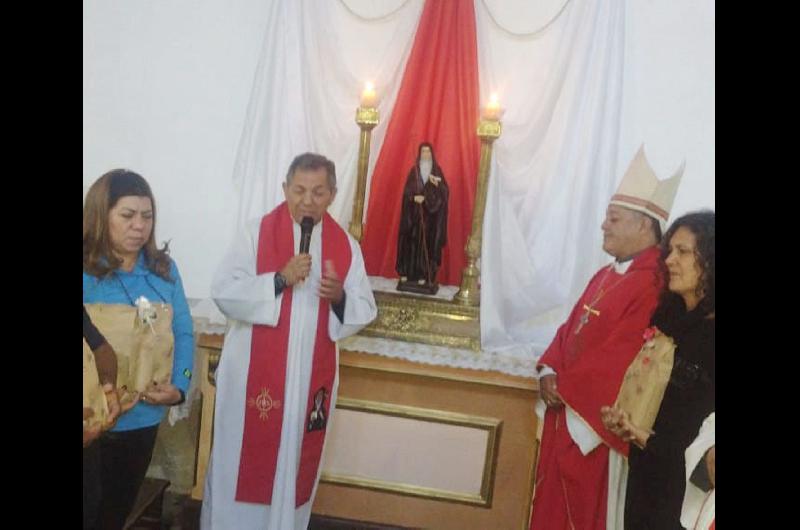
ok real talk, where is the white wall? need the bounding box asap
[83,0,272,298]
[619,0,715,219]
[83,0,715,300]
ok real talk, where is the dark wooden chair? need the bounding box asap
[123,477,170,530]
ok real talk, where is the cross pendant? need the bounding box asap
[574,304,600,335]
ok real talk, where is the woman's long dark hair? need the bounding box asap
[658,210,715,316]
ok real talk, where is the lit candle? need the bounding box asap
[360,82,377,108]
[483,93,501,120]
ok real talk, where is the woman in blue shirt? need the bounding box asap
[83,169,194,530]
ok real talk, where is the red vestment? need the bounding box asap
[530,246,662,530]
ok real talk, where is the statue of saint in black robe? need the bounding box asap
[396,142,449,294]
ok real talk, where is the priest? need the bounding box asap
[201,153,377,530]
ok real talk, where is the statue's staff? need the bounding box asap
[416,198,433,285]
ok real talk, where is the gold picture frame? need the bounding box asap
[320,397,502,507]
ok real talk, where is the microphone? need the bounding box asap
[299,216,314,254]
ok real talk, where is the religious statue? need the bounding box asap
[396,142,449,295]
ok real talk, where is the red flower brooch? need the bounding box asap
[642,326,660,349]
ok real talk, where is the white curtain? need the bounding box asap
[231,0,424,230]
[229,0,627,376]
[476,0,626,367]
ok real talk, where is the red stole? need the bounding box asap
[235,202,351,506]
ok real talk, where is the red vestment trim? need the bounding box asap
[235,202,351,506]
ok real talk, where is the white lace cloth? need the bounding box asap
[364,276,539,377]
[167,334,203,426]
[338,334,537,378]
[186,280,541,383]
[166,299,227,425]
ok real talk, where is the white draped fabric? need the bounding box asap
[231,0,424,230]
[227,0,628,374]
[476,0,626,360]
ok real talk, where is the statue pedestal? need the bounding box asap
[359,284,480,352]
[396,279,439,296]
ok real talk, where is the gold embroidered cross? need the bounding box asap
[248,388,281,420]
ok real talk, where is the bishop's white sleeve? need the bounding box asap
[534,401,604,455]
[328,236,377,341]
[565,406,603,455]
[211,218,283,326]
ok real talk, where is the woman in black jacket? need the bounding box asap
[602,210,715,529]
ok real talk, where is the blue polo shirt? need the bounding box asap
[83,253,194,431]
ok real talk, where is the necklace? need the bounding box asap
[573,264,632,335]
[114,273,167,306]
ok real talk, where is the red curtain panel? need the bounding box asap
[361,0,481,286]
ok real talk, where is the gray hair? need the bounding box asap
[285,152,337,190]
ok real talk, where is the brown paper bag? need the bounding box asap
[83,338,109,428]
[614,330,675,434]
[84,303,175,394]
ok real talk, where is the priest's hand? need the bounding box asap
[705,446,715,487]
[429,175,441,186]
[318,260,344,304]
[414,195,425,204]
[540,374,563,408]
[141,381,182,406]
[281,254,312,285]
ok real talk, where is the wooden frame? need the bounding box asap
[320,397,502,507]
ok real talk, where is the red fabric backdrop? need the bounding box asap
[360,0,480,286]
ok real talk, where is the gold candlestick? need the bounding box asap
[349,106,379,242]
[454,118,502,306]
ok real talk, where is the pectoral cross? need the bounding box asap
[574,304,601,335]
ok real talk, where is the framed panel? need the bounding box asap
[320,398,502,507]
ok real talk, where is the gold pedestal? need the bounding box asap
[359,291,480,351]
[454,119,502,306]
[349,106,379,242]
